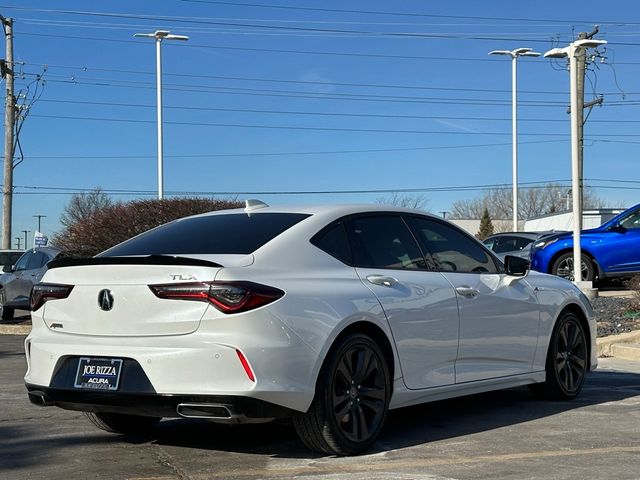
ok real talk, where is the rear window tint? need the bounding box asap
[102,213,310,257]
[311,221,352,264]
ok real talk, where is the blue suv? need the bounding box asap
[530,203,640,282]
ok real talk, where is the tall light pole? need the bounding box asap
[544,38,607,285]
[133,30,189,199]
[488,48,540,232]
[21,229,29,249]
[33,214,46,232]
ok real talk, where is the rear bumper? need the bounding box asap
[25,310,321,413]
[26,383,297,421]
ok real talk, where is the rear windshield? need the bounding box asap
[101,213,310,257]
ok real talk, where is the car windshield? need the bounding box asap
[101,213,310,257]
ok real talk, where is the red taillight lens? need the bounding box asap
[30,283,74,311]
[149,281,284,314]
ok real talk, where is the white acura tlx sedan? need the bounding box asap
[25,201,596,455]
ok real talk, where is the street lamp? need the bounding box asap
[33,214,46,232]
[21,229,30,250]
[544,39,607,285]
[489,48,541,232]
[134,30,189,200]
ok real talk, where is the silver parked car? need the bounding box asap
[0,247,62,320]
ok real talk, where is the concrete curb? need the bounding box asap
[0,324,31,335]
[596,330,640,357]
[610,343,640,361]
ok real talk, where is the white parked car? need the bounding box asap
[25,202,595,455]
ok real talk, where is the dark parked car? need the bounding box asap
[530,203,640,282]
[482,232,558,262]
[0,247,62,320]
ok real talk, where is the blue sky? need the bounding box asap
[2,0,640,245]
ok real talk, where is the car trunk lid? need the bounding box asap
[39,256,225,336]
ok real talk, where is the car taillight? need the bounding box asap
[148,281,284,314]
[30,283,74,311]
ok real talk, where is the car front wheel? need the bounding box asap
[551,253,594,282]
[293,333,391,455]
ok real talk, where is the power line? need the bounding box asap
[177,0,640,26]
[21,61,571,95]
[34,98,640,123]
[0,6,574,42]
[20,140,567,160]
[27,76,576,107]
[6,179,640,197]
[27,113,640,137]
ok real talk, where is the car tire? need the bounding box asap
[293,333,391,455]
[530,312,589,400]
[84,412,161,435]
[0,289,14,321]
[551,252,594,282]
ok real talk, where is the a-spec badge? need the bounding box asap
[169,274,197,281]
[98,289,114,311]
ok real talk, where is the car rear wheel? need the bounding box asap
[85,412,161,435]
[531,312,588,400]
[293,333,391,455]
[551,253,594,282]
[0,289,14,321]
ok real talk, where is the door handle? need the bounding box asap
[455,285,480,298]
[366,275,398,287]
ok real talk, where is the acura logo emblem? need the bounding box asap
[98,289,114,311]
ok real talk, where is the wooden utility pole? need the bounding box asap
[2,16,14,249]
[575,26,603,230]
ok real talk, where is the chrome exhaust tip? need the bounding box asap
[28,391,54,407]
[176,403,232,419]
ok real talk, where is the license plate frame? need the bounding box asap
[74,357,123,391]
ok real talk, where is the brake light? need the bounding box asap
[148,281,284,314]
[31,283,74,311]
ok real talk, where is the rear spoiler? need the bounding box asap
[47,255,223,270]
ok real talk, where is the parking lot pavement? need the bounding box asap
[2,335,639,480]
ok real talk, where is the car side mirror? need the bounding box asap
[504,255,529,277]
[607,223,626,233]
[2,264,14,273]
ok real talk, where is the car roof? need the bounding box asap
[186,202,440,221]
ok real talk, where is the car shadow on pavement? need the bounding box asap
[145,369,640,457]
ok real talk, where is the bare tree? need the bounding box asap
[375,192,429,210]
[449,184,606,220]
[54,197,242,257]
[59,187,114,228]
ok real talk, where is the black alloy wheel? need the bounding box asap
[532,312,589,400]
[331,343,387,444]
[293,333,390,455]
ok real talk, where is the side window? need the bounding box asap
[482,237,497,251]
[410,217,498,274]
[311,221,352,265]
[514,237,534,250]
[347,215,425,270]
[14,252,32,271]
[27,252,46,270]
[619,210,640,230]
[493,236,517,254]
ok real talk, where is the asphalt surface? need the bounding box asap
[1,335,639,480]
